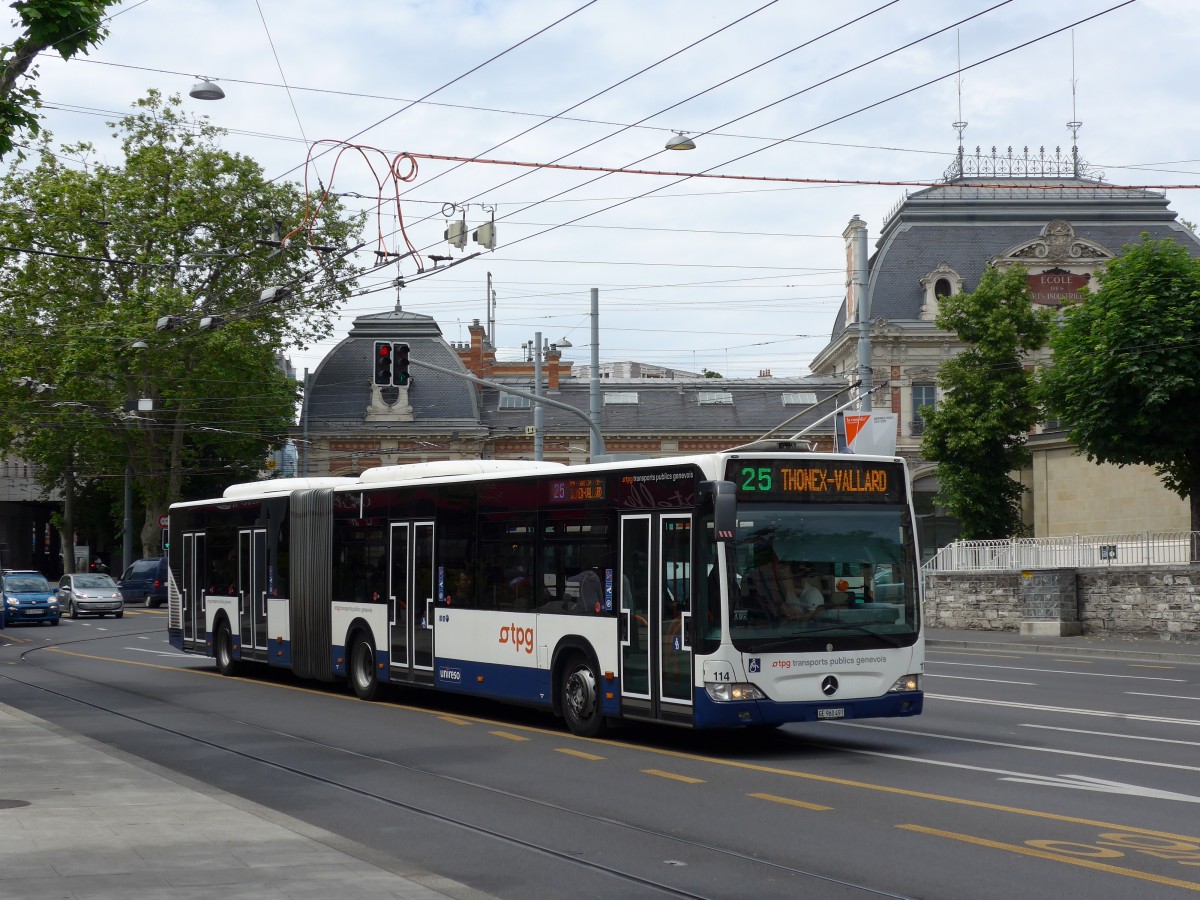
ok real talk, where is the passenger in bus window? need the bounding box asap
[785,563,826,622]
[446,570,473,606]
[566,554,603,614]
[749,545,792,620]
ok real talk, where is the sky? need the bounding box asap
[9,0,1200,379]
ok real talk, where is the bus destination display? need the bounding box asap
[549,477,606,502]
[728,459,904,503]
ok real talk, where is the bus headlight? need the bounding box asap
[705,682,766,702]
[888,674,921,693]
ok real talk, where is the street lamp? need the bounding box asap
[189,78,225,101]
[665,131,697,150]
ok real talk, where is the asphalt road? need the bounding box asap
[3,611,1199,899]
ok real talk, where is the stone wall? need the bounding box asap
[924,565,1200,641]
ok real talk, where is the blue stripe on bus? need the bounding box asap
[433,656,559,710]
[268,637,292,668]
[692,689,923,728]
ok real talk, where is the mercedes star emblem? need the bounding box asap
[821,675,839,696]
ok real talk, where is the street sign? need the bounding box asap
[157,514,169,528]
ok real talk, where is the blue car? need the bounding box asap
[1,570,61,626]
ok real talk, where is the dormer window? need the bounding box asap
[919,263,963,321]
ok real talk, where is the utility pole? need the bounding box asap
[844,216,872,411]
[589,288,601,455]
[533,330,543,461]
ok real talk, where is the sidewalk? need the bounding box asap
[926,626,1200,664]
[0,703,490,900]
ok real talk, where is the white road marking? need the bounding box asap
[820,739,1200,803]
[836,722,1200,773]
[927,693,1200,727]
[930,661,1185,681]
[1021,723,1200,748]
[1125,691,1200,702]
[997,773,1200,803]
[924,674,1036,685]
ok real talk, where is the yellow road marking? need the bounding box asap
[643,769,704,784]
[1131,664,1176,670]
[899,824,1200,892]
[490,730,529,741]
[438,716,471,726]
[749,792,831,811]
[557,748,605,760]
[1055,659,1091,664]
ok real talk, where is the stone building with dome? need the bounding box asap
[296,308,847,476]
[810,145,1199,547]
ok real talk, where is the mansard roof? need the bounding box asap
[830,175,1200,335]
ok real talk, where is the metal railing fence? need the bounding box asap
[923,532,1200,573]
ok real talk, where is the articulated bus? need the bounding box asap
[167,441,923,735]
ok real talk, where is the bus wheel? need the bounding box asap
[215,621,238,676]
[349,633,380,701]
[561,654,606,738]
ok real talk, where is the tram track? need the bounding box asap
[4,628,916,900]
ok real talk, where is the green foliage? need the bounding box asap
[0,1,116,158]
[1039,236,1200,530]
[0,91,364,554]
[920,265,1052,540]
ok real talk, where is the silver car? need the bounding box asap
[56,573,125,619]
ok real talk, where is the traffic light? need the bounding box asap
[373,341,392,385]
[395,343,411,386]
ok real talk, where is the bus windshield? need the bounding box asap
[727,506,919,651]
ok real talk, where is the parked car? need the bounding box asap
[117,557,168,608]
[57,573,124,619]
[1,570,61,626]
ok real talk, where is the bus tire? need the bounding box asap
[215,620,238,677]
[561,653,606,738]
[348,632,380,701]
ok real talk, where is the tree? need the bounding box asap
[0,0,116,159]
[920,265,1052,540]
[1040,236,1200,534]
[0,91,363,560]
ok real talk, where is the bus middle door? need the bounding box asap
[618,513,694,725]
[388,521,435,681]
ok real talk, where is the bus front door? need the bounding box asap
[388,521,435,680]
[619,514,694,724]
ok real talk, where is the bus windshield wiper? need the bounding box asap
[800,623,907,648]
[745,636,809,653]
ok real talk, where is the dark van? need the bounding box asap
[117,557,168,608]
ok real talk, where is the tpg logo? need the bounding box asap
[499,624,535,654]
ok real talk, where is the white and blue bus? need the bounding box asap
[167,442,924,735]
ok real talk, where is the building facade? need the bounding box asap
[297,309,844,475]
[811,146,1197,540]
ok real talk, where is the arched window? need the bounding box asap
[934,278,952,298]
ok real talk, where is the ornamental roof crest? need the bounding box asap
[997,220,1113,265]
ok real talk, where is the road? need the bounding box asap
[2,611,1199,899]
